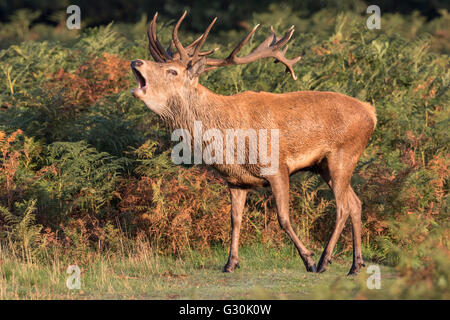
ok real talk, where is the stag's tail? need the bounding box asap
[361,102,377,131]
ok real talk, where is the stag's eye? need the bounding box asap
[167,69,178,76]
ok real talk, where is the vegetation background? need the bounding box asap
[0,0,448,299]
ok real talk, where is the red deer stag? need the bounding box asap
[131,12,377,275]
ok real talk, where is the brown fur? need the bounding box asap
[131,45,376,275]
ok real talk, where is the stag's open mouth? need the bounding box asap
[132,66,147,89]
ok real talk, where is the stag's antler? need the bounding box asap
[148,12,301,79]
[147,13,172,62]
[148,12,218,65]
[204,25,301,79]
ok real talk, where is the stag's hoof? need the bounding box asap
[317,265,327,273]
[347,261,366,276]
[306,263,317,273]
[317,258,331,273]
[222,262,240,273]
[304,255,318,273]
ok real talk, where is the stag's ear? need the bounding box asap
[187,57,206,80]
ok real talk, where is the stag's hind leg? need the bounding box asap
[347,187,365,275]
[316,152,362,274]
[268,171,317,272]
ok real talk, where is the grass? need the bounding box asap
[0,244,397,299]
[0,7,447,300]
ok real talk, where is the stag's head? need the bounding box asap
[131,11,301,114]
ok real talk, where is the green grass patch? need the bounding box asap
[0,244,398,299]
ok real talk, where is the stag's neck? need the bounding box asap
[161,84,230,133]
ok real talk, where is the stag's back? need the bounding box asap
[224,90,376,142]
[215,90,376,174]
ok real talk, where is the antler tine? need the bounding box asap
[172,11,189,65]
[273,48,302,80]
[171,34,202,59]
[148,41,165,62]
[198,47,219,56]
[227,24,260,62]
[273,25,295,49]
[148,13,173,62]
[186,35,203,50]
[191,17,218,61]
[204,24,260,68]
[151,13,173,61]
[147,14,165,62]
[168,33,219,59]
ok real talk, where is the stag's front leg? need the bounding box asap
[268,171,317,272]
[223,187,248,272]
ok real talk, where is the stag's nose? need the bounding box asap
[131,60,144,68]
